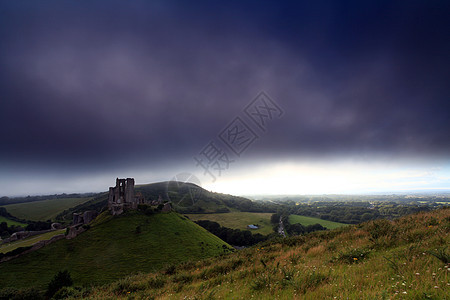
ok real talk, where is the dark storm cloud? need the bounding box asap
[0,0,449,173]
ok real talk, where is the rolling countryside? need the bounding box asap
[288,214,347,229]
[186,212,274,235]
[1,197,93,221]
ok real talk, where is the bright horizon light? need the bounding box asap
[200,159,450,196]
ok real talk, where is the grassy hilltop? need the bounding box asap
[70,208,449,299]
[0,211,232,290]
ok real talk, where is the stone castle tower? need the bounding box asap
[108,178,138,215]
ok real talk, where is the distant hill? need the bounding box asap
[0,211,233,290]
[136,181,277,214]
[3,182,277,224]
[0,193,96,206]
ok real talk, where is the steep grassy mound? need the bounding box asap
[82,208,449,299]
[1,197,93,221]
[289,214,347,229]
[0,211,232,290]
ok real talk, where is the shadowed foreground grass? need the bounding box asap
[81,208,449,299]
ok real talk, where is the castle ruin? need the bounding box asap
[108,178,142,215]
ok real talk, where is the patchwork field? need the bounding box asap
[0,216,26,227]
[1,197,93,221]
[288,214,347,229]
[0,229,65,254]
[185,212,274,235]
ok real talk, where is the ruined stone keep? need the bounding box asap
[108,178,140,215]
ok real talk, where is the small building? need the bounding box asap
[247,224,259,230]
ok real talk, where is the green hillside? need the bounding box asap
[0,211,232,290]
[1,197,93,221]
[289,214,347,229]
[136,182,276,213]
[73,208,449,299]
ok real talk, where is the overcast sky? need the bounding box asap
[1,0,449,196]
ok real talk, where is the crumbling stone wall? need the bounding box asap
[108,178,142,215]
[72,210,98,225]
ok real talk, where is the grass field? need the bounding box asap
[0,229,65,254]
[0,211,232,290]
[186,212,274,235]
[0,216,26,227]
[1,197,93,221]
[288,214,347,229]
[83,208,450,299]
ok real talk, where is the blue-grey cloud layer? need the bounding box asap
[1,0,449,174]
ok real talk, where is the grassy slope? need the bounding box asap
[186,212,274,235]
[0,216,26,227]
[1,197,92,221]
[0,211,232,290]
[289,214,347,229]
[86,208,449,299]
[0,230,65,254]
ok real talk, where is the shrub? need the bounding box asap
[297,272,328,293]
[163,264,177,275]
[45,270,73,298]
[366,219,396,241]
[135,225,141,234]
[250,273,271,291]
[138,204,154,215]
[52,286,88,299]
[110,276,147,295]
[427,246,449,264]
[229,258,245,269]
[172,273,193,284]
[333,247,371,264]
[281,267,295,282]
[147,277,166,289]
[201,264,231,278]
